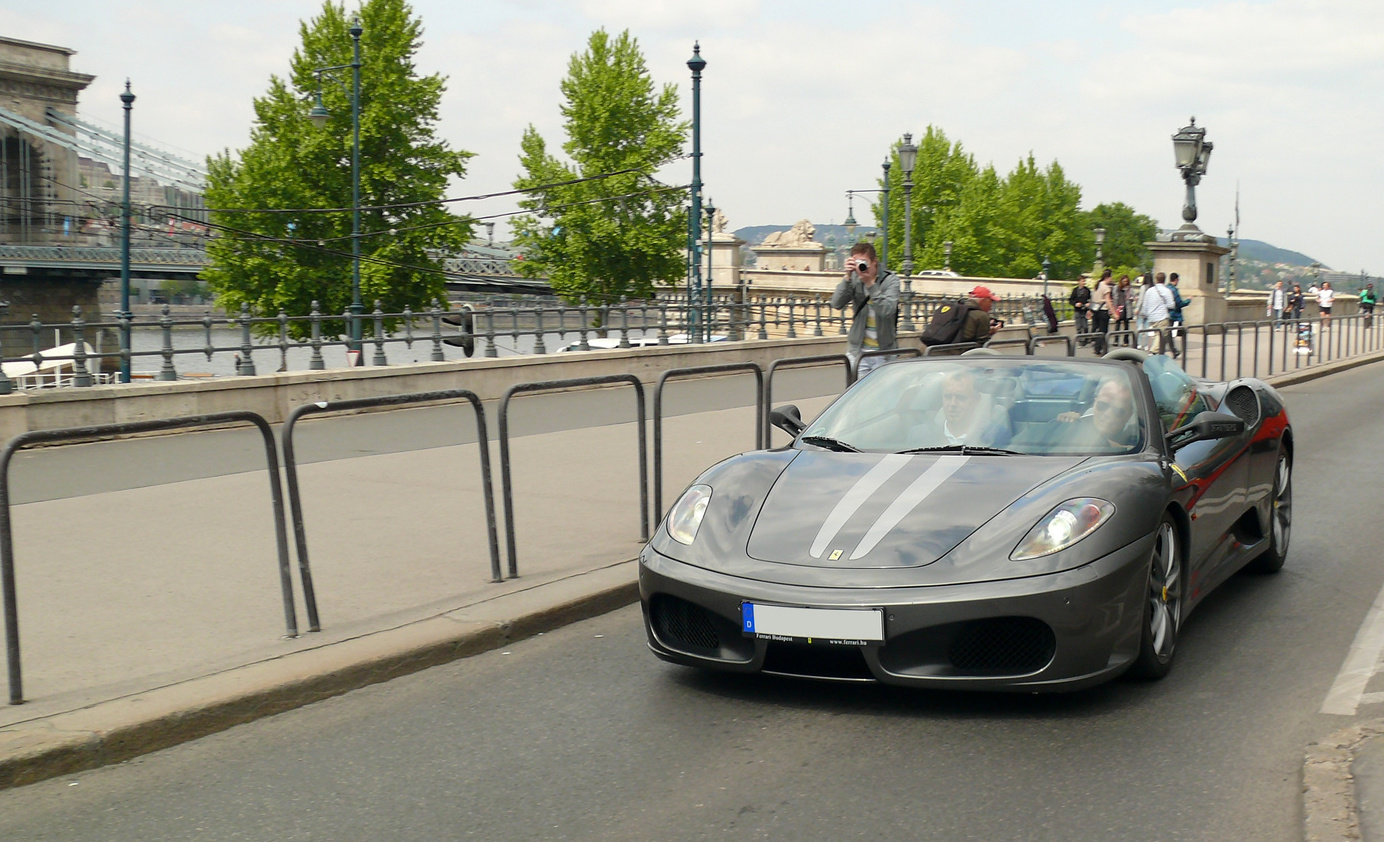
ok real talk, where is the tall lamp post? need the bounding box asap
[1093,227,1106,274]
[686,43,707,342]
[118,81,134,384]
[880,158,890,270]
[309,18,364,355]
[898,133,918,279]
[1171,117,1213,237]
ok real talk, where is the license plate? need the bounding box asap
[741,602,884,645]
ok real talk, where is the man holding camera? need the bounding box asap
[831,242,900,377]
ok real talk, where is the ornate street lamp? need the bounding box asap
[1171,117,1213,237]
[119,81,135,384]
[898,132,918,280]
[310,18,364,355]
[686,43,707,342]
[1094,227,1106,272]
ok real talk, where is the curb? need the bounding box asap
[0,566,639,791]
[1304,720,1384,842]
[1264,349,1384,389]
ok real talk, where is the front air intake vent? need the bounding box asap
[947,617,1056,675]
[652,595,720,653]
[1223,385,1260,427]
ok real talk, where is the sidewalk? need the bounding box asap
[0,376,835,789]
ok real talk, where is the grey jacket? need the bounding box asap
[830,268,900,353]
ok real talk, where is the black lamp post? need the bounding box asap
[686,42,706,342]
[880,158,890,271]
[704,198,715,315]
[118,81,134,384]
[898,133,918,280]
[1171,117,1213,235]
[310,18,364,355]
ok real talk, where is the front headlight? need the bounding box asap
[1011,498,1115,560]
[666,485,713,545]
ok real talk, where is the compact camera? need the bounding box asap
[853,260,869,273]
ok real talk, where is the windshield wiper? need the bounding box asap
[895,445,1022,456]
[800,435,861,453]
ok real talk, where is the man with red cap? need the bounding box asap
[960,285,1002,345]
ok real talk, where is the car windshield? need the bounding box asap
[800,358,1147,456]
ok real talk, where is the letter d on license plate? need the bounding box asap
[741,602,884,645]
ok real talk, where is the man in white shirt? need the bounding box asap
[1139,272,1178,357]
[1267,281,1286,327]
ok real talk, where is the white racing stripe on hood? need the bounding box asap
[849,455,970,560]
[808,453,910,558]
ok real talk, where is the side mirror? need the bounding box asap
[1165,410,1246,451]
[769,404,805,437]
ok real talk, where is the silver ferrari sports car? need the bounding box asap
[639,351,1292,692]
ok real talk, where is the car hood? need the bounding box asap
[745,451,1084,569]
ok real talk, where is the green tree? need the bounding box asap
[874,127,978,272]
[926,164,1005,277]
[1085,202,1158,273]
[990,155,1087,280]
[202,0,472,336]
[511,29,687,309]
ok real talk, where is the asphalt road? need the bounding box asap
[2,363,1384,841]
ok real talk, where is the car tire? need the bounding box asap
[1249,449,1292,574]
[1130,514,1183,681]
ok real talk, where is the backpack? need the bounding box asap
[920,299,973,346]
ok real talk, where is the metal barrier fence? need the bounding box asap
[652,363,765,519]
[0,411,293,705]
[281,390,501,630]
[764,354,854,447]
[497,375,649,579]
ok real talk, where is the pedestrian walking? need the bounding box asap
[1091,269,1114,354]
[1134,273,1154,349]
[1138,272,1178,356]
[1267,281,1286,326]
[1317,281,1335,328]
[830,241,899,378]
[1113,275,1133,345]
[1069,275,1092,345]
[1288,284,1305,320]
[1167,273,1190,343]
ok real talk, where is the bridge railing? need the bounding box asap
[0,293,1378,392]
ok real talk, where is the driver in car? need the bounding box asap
[1053,377,1137,450]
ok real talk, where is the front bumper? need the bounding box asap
[639,536,1153,693]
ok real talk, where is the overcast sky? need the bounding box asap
[4,0,1381,272]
